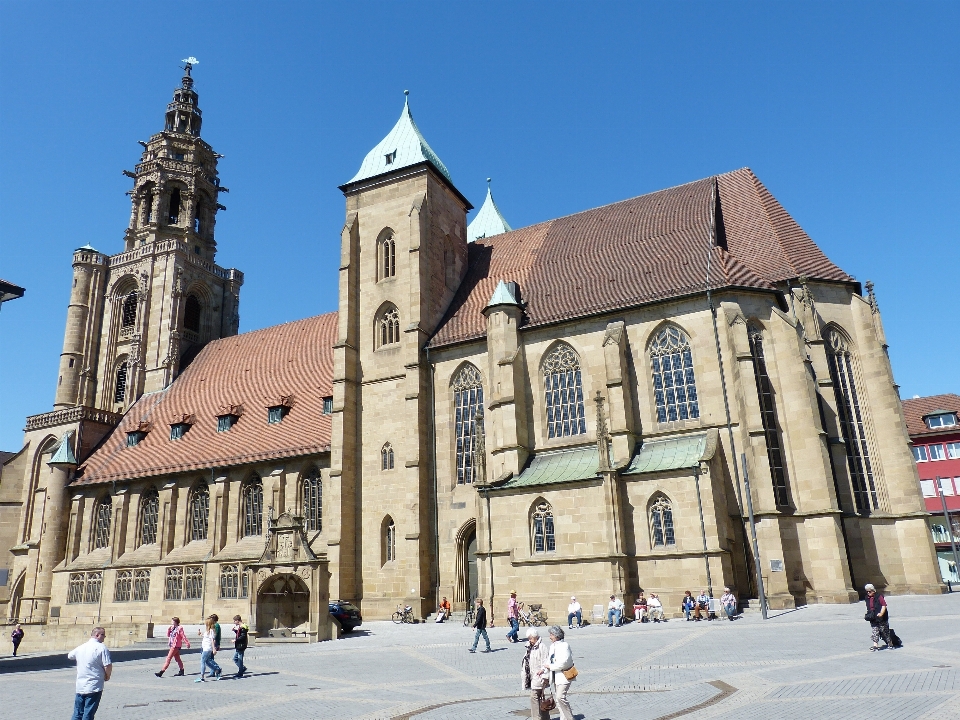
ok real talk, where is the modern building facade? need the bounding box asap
[903,394,960,584]
[0,68,944,646]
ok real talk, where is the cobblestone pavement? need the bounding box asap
[2,593,959,719]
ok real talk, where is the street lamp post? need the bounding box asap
[937,476,960,588]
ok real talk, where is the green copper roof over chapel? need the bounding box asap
[621,433,708,475]
[468,180,512,242]
[485,280,521,311]
[346,92,452,186]
[499,445,599,490]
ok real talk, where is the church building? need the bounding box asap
[0,67,943,645]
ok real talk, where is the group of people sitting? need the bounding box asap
[565,587,740,627]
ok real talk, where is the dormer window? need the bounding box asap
[217,414,239,433]
[926,412,958,429]
[127,431,147,447]
[385,150,397,165]
[267,406,289,424]
[322,396,333,415]
[170,416,192,440]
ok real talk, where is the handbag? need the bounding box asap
[562,665,579,681]
[538,690,556,712]
[864,610,876,622]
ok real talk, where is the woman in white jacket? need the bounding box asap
[522,628,550,719]
[546,626,576,720]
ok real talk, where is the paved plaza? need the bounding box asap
[2,593,959,720]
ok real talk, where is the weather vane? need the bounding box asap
[182,56,199,73]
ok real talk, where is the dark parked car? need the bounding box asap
[329,600,362,632]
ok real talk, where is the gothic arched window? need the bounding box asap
[139,487,159,546]
[452,364,484,484]
[183,294,201,333]
[826,329,878,513]
[381,443,395,471]
[375,304,401,349]
[243,478,263,536]
[302,468,322,532]
[543,343,586,439]
[378,230,396,280]
[532,501,556,554]
[650,326,700,423]
[748,326,790,507]
[121,292,138,329]
[93,497,112,550]
[189,482,210,542]
[650,495,675,547]
[114,361,128,403]
[383,516,396,564]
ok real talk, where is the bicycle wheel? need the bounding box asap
[404,612,416,624]
[533,614,547,627]
[392,611,405,624]
[463,612,473,627]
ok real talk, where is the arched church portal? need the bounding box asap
[455,522,478,605]
[256,573,310,633]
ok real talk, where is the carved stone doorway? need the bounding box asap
[256,573,310,633]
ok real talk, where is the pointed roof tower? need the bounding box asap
[468,178,512,242]
[345,91,452,185]
[165,58,203,136]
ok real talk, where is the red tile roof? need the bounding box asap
[77,313,337,484]
[902,394,960,438]
[430,168,852,348]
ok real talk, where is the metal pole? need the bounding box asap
[693,467,714,597]
[742,454,768,620]
[937,477,960,588]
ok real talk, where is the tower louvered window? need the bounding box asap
[184,294,201,333]
[114,362,128,403]
[121,292,138,329]
[452,364,484,484]
[139,488,159,545]
[302,469,322,532]
[748,328,790,507]
[168,187,182,224]
[376,305,401,349]
[826,330,878,513]
[381,443,395,471]
[650,495,675,547]
[93,498,112,549]
[379,231,396,279]
[243,479,263,536]
[190,483,209,541]
[543,344,586,438]
[384,517,396,563]
[650,327,700,423]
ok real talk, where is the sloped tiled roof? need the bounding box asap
[430,168,852,348]
[902,394,960,438]
[77,313,337,484]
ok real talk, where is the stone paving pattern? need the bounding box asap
[2,593,959,719]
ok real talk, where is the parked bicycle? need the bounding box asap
[392,605,416,624]
[518,602,548,627]
[463,606,475,627]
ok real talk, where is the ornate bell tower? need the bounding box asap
[53,60,243,417]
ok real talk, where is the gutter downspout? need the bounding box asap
[426,346,440,616]
[706,180,752,596]
[693,466,714,597]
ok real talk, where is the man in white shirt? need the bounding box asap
[67,627,112,720]
[607,595,624,626]
[566,596,582,628]
[648,593,665,622]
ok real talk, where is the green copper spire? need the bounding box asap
[346,91,452,185]
[468,178,512,242]
[48,431,78,468]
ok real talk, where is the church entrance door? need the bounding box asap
[466,532,478,603]
[256,573,310,633]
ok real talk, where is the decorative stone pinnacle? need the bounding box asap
[594,391,611,472]
[865,280,879,314]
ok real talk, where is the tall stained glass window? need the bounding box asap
[650,327,699,423]
[748,327,790,507]
[452,364,484,484]
[543,344,586,438]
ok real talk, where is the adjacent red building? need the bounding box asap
[902,394,960,583]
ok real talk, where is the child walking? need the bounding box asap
[155,617,189,677]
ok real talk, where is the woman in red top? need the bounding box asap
[156,616,190,676]
[865,584,891,651]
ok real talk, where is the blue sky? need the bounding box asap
[1,1,958,450]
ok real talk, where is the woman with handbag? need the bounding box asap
[522,628,551,719]
[546,626,577,720]
[864,583,900,650]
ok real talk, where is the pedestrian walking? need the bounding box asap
[196,617,222,682]
[566,597,582,629]
[67,626,112,720]
[522,628,551,720]
[720,587,738,620]
[546,626,577,720]
[210,613,222,653]
[232,615,249,676]
[865,583,902,650]
[468,597,491,653]
[155,616,190,677]
[11,623,24,656]
[506,591,520,643]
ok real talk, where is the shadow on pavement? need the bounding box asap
[0,646,190,675]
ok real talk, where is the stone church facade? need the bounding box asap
[0,68,943,645]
